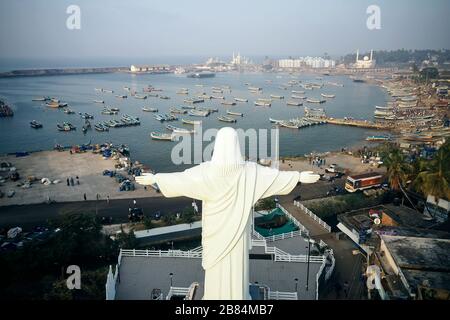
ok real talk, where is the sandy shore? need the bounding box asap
[0,150,160,206]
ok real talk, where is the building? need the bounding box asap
[375,235,450,299]
[337,204,450,299]
[353,49,376,69]
[130,65,170,73]
[278,57,335,69]
[105,205,335,300]
[230,52,251,66]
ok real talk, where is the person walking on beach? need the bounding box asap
[83,193,87,201]
[66,178,70,186]
[106,195,110,204]
[76,176,79,185]
[70,177,74,186]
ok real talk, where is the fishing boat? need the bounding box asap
[269,119,283,125]
[366,135,391,142]
[184,98,204,104]
[291,95,307,100]
[165,124,194,134]
[279,121,300,129]
[148,93,159,97]
[30,120,43,128]
[57,122,76,131]
[64,108,75,114]
[226,110,243,117]
[169,107,187,114]
[254,101,271,107]
[182,119,202,125]
[198,94,212,100]
[188,110,209,117]
[221,101,236,106]
[176,90,189,95]
[79,112,94,119]
[286,101,303,106]
[95,88,103,92]
[211,95,225,100]
[181,105,196,110]
[151,132,174,141]
[95,123,109,132]
[306,98,326,104]
[212,89,223,94]
[234,97,248,102]
[218,116,237,123]
[32,96,50,101]
[110,107,120,112]
[321,94,335,98]
[93,100,105,104]
[160,95,170,100]
[123,86,130,91]
[292,90,305,94]
[134,94,147,100]
[116,95,127,99]
[270,95,284,99]
[375,105,394,110]
[46,102,63,108]
[142,107,158,112]
[103,89,114,93]
[248,87,262,91]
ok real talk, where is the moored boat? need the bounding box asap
[270,95,284,99]
[142,107,159,112]
[30,120,43,128]
[218,116,237,123]
[151,132,174,141]
[226,110,243,117]
[165,124,194,134]
[286,101,303,106]
[182,119,202,125]
[321,94,335,98]
[234,97,248,102]
[221,101,236,106]
[254,101,271,107]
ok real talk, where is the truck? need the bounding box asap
[345,172,383,193]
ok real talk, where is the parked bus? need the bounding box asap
[345,172,383,193]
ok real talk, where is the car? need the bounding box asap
[325,164,339,173]
[128,207,144,222]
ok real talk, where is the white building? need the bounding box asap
[353,49,376,69]
[278,57,335,69]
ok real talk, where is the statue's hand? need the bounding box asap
[299,171,320,184]
[135,173,156,186]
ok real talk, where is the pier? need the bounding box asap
[324,117,391,130]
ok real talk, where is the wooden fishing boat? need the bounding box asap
[182,119,202,125]
[30,120,43,128]
[226,110,243,117]
[151,132,174,141]
[217,116,237,123]
[165,124,194,134]
[234,97,248,102]
[142,107,158,112]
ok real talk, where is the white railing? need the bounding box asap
[324,249,335,282]
[275,254,325,263]
[166,286,190,300]
[105,265,118,300]
[315,257,328,300]
[264,230,303,242]
[251,238,325,264]
[293,201,332,233]
[268,291,298,300]
[120,248,202,259]
[278,204,310,236]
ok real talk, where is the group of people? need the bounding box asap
[309,157,326,168]
[66,176,79,187]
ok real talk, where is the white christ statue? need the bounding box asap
[136,127,319,300]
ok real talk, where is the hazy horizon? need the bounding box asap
[1,0,450,64]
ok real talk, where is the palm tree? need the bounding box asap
[380,144,412,191]
[413,141,450,201]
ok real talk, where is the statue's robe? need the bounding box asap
[154,161,299,300]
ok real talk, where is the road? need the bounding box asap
[0,196,194,229]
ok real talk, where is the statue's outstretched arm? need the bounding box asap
[299,171,320,184]
[135,173,156,186]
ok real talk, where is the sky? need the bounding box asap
[0,0,449,63]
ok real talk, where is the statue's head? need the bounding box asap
[211,127,244,168]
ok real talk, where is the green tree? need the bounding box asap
[380,144,412,191]
[413,141,450,201]
[255,198,276,211]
